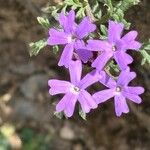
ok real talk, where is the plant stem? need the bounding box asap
[84,0,96,22]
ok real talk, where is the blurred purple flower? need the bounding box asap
[92,68,144,117]
[48,60,107,117]
[47,10,96,68]
[87,20,142,71]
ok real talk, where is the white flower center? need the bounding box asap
[116,86,122,92]
[67,35,76,43]
[112,45,117,52]
[114,86,122,95]
[67,36,73,43]
[74,86,80,92]
[70,85,80,94]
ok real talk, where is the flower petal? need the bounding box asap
[117,68,136,86]
[78,90,97,113]
[58,10,76,33]
[124,86,144,95]
[108,20,124,43]
[100,71,117,88]
[126,41,142,50]
[123,53,133,64]
[92,52,112,71]
[116,39,141,51]
[93,89,115,104]
[69,60,82,85]
[75,17,96,39]
[87,40,111,52]
[114,95,129,117]
[121,30,142,50]
[48,29,70,45]
[114,51,133,70]
[58,43,74,67]
[79,70,100,89]
[76,49,93,63]
[48,80,72,95]
[74,40,93,63]
[123,92,142,104]
[56,92,78,117]
[122,31,138,42]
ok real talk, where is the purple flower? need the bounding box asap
[87,20,142,71]
[47,10,96,68]
[92,68,144,117]
[48,60,106,117]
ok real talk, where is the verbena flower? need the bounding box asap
[92,68,144,117]
[48,60,107,117]
[87,20,142,71]
[47,10,96,68]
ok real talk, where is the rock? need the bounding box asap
[11,98,50,122]
[60,123,75,140]
[72,143,83,150]
[8,134,22,150]
[10,63,37,75]
[20,74,50,99]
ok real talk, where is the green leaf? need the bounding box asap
[100,24,107,36]
[76,7,86,18]
[140,39,150,65]
[141,50,150,65]
[99,24,107,39]
[64,0,84,15]
[53,45,59,54]
[116,0,140,12]
[29,39,47,56]
[54,111,64,119]
[79,108,87,120]
[111,8,131,29]
[0,134,10,150]
[37,17,50,28]
[108,60,120,73]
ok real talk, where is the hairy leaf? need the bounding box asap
[29,39,47,56]
[37,17,50,28]
[140,39,150,65]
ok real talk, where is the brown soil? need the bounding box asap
[0,0,150,150]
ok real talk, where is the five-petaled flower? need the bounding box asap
[86,20,142,71]
[92,68,144,117]
[47,10,96,68]
[48,60,108,117]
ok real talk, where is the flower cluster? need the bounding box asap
[48,10,144,118]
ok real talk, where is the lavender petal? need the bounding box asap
[69,60,82,85]
[108,20,124,43]
[58,10,76,33]
[117,69,136,86]
[75,17,96,39]
[48,29,70,45]
[124,86,144,95]
[114,95,129,117]
[48,79,72,95]
[123,92,142,104]
[93,89,115,104]
[92,52,112,71]
[58,43,74,68]
[78,90,97,113]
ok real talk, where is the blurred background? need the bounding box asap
[0,0,150,150]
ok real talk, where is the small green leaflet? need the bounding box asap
[100,24,107,39]
[79,107,87,120]
[29,39,47,56]
[54,111,64,119]
[140,39,150,65]
[37,17,50,28]
[53,45,59,54]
